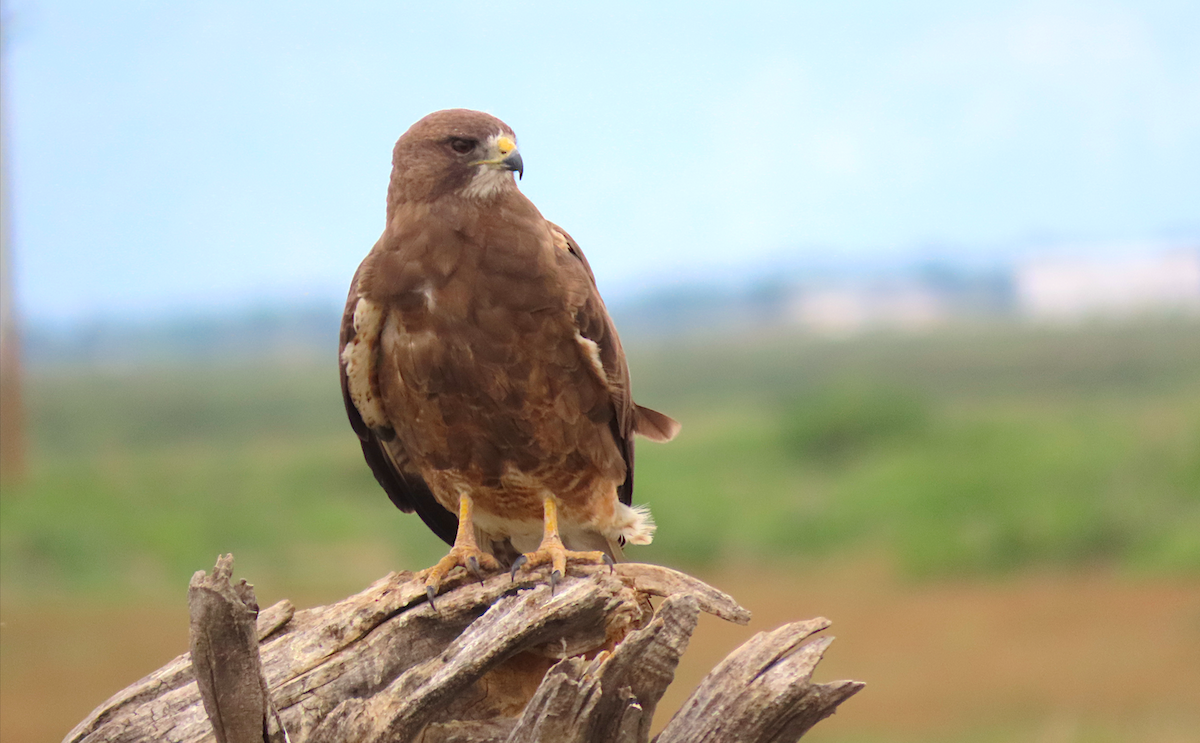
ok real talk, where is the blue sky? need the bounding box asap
[4,0,1198,324]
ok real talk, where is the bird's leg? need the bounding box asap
[421,493,501,606]
[511,496,612,590]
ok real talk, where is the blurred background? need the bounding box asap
[1,1,1198,741]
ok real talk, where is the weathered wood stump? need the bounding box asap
[64,555,863,743]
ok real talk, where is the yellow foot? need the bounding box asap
[511,496,615,593]
[510,542,614,592]
[419,493,501,609]
[420,544,501,607]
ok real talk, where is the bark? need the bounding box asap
[655,619,866,743]
[187,554,285,743]
[64,555,861,743]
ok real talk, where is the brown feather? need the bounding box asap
[338,268,457,544]
[634,405,682,442]
[341,109,675,557]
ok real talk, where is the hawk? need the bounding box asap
[340,109,679,600]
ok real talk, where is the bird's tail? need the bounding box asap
[561,530,626,563]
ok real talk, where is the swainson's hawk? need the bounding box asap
[340,109,679,599]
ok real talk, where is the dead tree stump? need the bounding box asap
[64,555,863,743]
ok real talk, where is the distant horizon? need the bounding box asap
[17,238,1198,363]
[12,233,1198,329]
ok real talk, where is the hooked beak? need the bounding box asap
[474,135,524,179]
[501,149,524,180]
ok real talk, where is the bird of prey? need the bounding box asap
[340,109,679,600]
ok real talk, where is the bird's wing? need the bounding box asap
[548,223,680,507]
[340,263,458,545]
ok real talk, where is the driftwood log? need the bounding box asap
[65,555,863,743]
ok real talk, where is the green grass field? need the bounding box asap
[2,320,1198,597]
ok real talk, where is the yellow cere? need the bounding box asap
[496,136,516,155]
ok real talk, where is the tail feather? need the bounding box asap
[634,405,681,442]
[562,530,625,562]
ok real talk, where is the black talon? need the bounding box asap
[510,555,528,581]
[550,569,562,594]
[602,554,615,573]
[426,585,438,612]
[467,555,481,580]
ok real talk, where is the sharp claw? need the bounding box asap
[510,555,529,581]
[550,569,562,594]
[426,584,438,611]
[602,553,615,573]
[467,555,481,580]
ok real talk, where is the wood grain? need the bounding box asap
[64,557,861,743]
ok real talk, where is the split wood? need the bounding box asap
[65,554,863,743]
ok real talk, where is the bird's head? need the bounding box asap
[388,109,524,206]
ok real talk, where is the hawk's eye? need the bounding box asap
[448,138,475,154]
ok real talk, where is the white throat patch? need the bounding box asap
[462,165,514,200]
